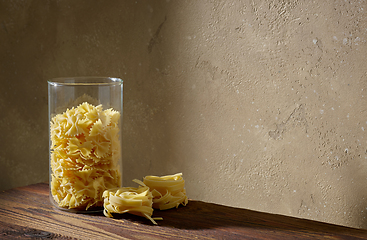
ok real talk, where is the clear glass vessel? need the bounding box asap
[48,77,123,212]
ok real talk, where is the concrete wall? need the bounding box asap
[1,0,366,229]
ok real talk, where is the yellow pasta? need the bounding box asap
[143,173,188,210]
[101,174,188,224]
[102,180,160,225]
[50,102,121,210]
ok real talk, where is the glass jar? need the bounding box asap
[48,77,123,212]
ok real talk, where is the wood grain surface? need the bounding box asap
[0,183,366,239]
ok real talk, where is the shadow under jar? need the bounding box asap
[48,77,123,213]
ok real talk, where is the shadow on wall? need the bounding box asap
[0,1,136,191]
[0,1,51,191]
[121,3,188,182]
[0,0,178,190]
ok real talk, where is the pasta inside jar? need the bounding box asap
[50,102,122,211]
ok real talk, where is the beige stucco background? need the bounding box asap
[1,0,366,229]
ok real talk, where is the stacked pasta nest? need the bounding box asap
[103,173,188,224]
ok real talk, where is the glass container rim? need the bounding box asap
[48,76,123,86]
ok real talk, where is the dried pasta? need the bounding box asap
[50,102,121,210]
[102,180,160,225]
[143,173,188,210]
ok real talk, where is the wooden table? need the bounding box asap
[1,183,367,239]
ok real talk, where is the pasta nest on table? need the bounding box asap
[102,173,189,225]
[102,180,159,224]
[143,173,188,210]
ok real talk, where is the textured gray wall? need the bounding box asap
[1,0,366,229]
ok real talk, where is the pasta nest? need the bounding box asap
[102,180,158,224]
[143,173,189,210]
[102,173,189,225]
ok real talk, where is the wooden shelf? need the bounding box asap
[1,183,366,239]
